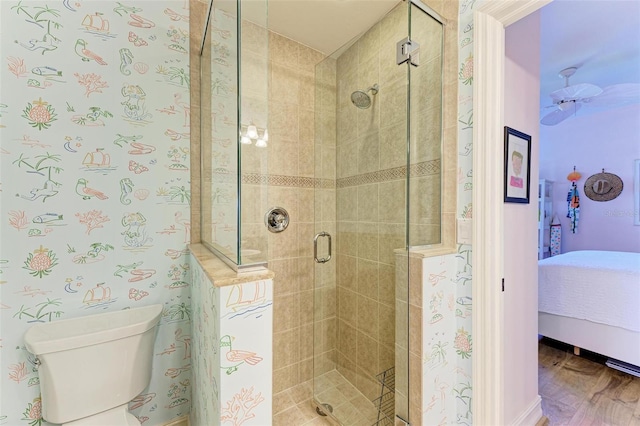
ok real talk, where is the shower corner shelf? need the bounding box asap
[376,366,395,392]
[373,367,395,426]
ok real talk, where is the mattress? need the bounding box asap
[538,250,640,333]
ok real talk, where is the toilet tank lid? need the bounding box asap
[24,304,163,355]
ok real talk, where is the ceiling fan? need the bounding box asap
[540,67,640,126]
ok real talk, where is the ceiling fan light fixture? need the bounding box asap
[542,67,639,126]
[557,101,574,111]
[558,67,578,81]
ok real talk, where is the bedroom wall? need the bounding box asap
[504,10,543,424]
[540,103,640,253]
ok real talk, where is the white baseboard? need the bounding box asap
[511,395,543,426]
[163,415,189,426]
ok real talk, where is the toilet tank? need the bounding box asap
[24,304,163,424]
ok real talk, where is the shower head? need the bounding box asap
[351,84,379,109]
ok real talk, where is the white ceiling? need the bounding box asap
[539,0,640,115]
[257,0,401,55]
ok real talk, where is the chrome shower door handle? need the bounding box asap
[314,232,332,264]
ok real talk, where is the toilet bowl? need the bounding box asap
[24,304,163,425]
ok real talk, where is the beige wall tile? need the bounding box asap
[357,222,379,262]
[298,358,313,383]
[378,264,396,307]
[379,3,406,44]
[395,300,408,350]
[379,223,405,265]
[356,132,380,175]
[355,367,380,401]
[357,184,379,222]
[379,37,407,87]
[298,72,316,111]
[378,180,406,223]
[322,286,337,319]
[379,121,407,170]
[380,79,408,127]
[378,303,395,347]
[274,363,300,394]
[274,292,300,333]
[379,341,394,373]
[271,258,298,296]
[408,303,422,357]
[357,258,379,300]
[300,290,314,326]
[336,42,358,80]
[297,44,325,74]
[337,254,357,291]
[338,320,357,363]
[356,332,379,377]
[268,222,299,260]
[299,107,315,143]
[357,22,381,64]
[296,257,315,291]
[338,287,357,327]
[270,32,299,67]
[269,101,299,142]
[408,352,422,417]
[337,187,357,221]
[336,102,358,144]
[336,142,357,178]
[356,295,379,340]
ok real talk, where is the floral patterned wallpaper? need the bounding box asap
[190,259,273,426]
[0,1,191,425]
[455,0,475,423]
[421,0,475,424]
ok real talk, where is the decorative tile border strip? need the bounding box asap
[337,159,441,188]
[223,159,440,189]
[241,173,335,189]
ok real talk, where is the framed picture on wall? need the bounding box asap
[504,126,532,203]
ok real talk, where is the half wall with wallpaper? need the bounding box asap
[0,1,192,424]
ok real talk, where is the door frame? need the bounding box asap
[471,1,552,424]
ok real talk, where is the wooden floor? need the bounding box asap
[539,338,640,426]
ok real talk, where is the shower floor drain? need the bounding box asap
[316,403,333,416]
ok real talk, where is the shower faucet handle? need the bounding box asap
[265,207,289,233]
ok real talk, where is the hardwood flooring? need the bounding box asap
[539,338,640,426]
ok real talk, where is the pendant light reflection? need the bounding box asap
[240,123,268,147]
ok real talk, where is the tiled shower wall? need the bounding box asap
[258,32,333,396]
[334,3,429,402]
[0,1,191,425]
[261,32,331,402]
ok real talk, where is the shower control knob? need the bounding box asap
[265,207,289,233]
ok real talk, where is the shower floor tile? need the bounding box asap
[314,370,383,425]
[274,370,387,425]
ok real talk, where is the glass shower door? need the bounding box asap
[312,1,411,424]
[312,0,444,424]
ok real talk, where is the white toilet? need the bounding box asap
[24,304,163,425]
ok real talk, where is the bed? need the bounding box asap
[538,250,640,367]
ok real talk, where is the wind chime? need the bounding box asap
[566,166,581,234]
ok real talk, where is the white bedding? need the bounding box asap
[538,250,640,333]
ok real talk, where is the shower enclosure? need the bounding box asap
[200,0,444,423]
[312,2,443,424]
